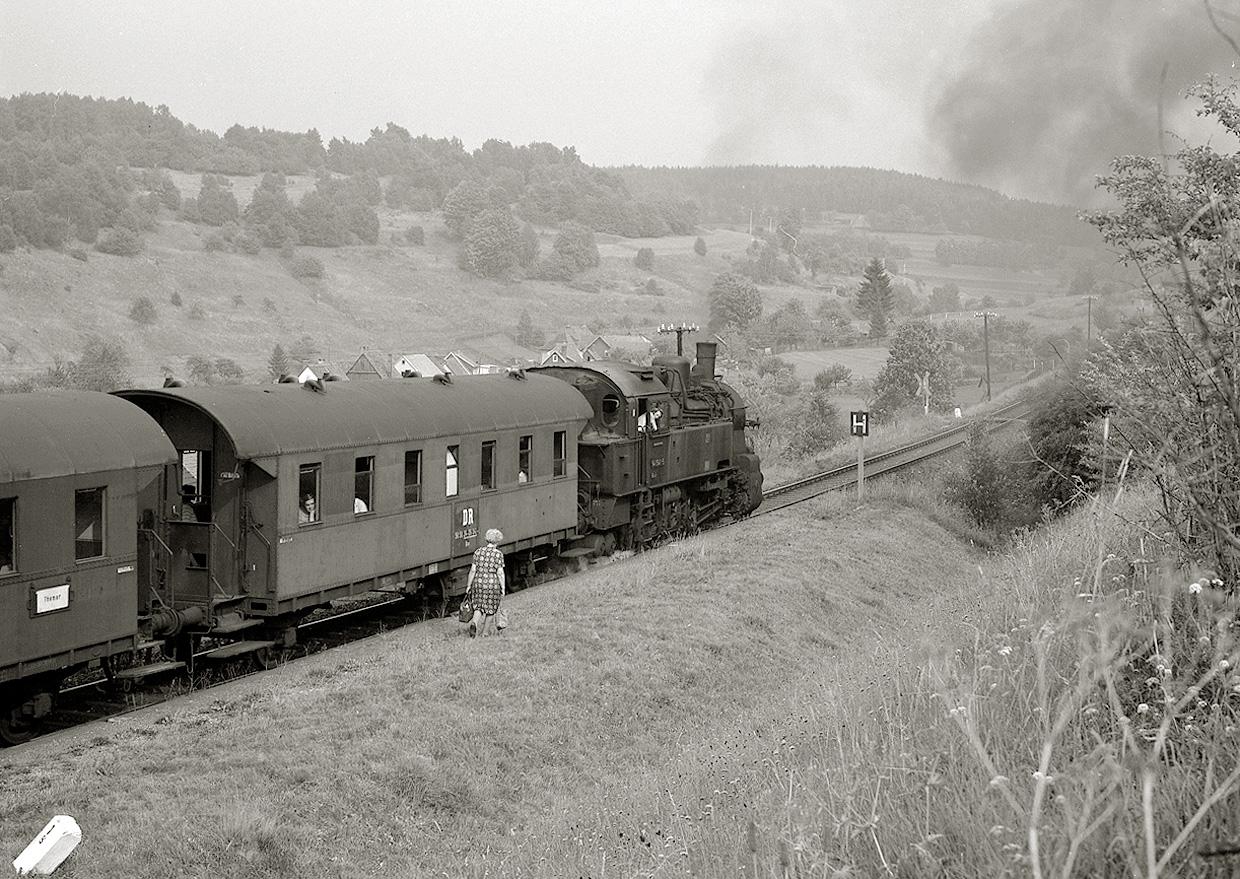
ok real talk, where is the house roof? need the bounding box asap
[392,353,444,377]
[346,351,390,379]
[590,334,654,352]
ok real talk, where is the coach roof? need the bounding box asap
[0,390,176,483]
[115,374,593,462]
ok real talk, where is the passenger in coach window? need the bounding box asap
[299,493,317,524]
[466,528,506,637]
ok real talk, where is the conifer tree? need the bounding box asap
[857,257,894,338]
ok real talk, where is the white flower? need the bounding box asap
[1032,770,1053,783]
[1190,581,1203,594]
[998,646,1012,657]
[990,775,1009,787]
[1221,659,1232,670]
[1137,703,1150,714]
[1213,578,1224,588]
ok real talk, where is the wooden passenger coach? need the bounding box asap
[0,391,176,740]
[118,374,592,622]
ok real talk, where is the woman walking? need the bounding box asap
[466,528,505,637]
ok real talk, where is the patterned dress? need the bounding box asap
[469,543,505,615]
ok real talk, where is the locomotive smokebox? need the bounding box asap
[693,341,718,383]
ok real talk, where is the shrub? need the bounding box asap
[694,236,707,256]
[289,254,324,279]
[68,248,88,263]
[95,228,143,256]
[634,247,655,270]
[170,291,183,307]
[129,296,157,325]
[188,302,206,320]
[203,231,230,252]
[234,230,262,255]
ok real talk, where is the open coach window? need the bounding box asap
[74,487,105,560]
[0,497,14,573]
[298,464,321,525]
[446,445,460,498]
[354,456,374,514]
[553,430,567,478]
[404,449,423,505]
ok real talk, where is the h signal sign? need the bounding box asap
[850,410,869,437]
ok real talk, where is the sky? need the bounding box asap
[2,0,1238,204]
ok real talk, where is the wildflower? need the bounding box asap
[1221,659,1232,670]
[1032,770,1053,783]
[1145,677,1159,687]
[1137,703,1150,714]
[1190,582,1203,594]
[1213,578,1224,588]
[990,775,1009,787]
[998,646,1012,657]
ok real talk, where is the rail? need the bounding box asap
[761,399,1029,506]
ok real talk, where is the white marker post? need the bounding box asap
[13,815,81,876]
[850,411,869,500]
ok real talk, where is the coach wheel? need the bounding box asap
[0,705,37,746]
[252,647,277,670]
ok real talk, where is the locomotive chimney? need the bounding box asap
[695,341,717,382]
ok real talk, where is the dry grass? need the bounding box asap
[4,483,1229,877]
[0,500,989,878]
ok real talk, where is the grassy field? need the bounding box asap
[4,475,1236,876]
[0,498,993,878]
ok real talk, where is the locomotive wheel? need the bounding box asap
[0,706,37,746]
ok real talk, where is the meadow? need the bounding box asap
[2,472,1234,877]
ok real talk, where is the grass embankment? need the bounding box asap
[0,500,990,878]
[4,485,1234,877]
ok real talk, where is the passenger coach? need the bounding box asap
[117,373,592,635]
[0,391,177,743]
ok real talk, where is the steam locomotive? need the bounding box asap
[0,341,761,743]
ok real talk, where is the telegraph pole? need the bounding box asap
[658,322,698,356]
[975,310,996,401]
[1087,296,1093,348]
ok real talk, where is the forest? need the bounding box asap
[0,92,1093,262]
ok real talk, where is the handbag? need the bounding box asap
[457,598,473,623]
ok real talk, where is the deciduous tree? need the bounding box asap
[708,272,762,331]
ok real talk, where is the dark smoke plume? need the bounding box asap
[928,0,1239,204]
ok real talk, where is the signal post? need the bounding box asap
[851,410,869,500]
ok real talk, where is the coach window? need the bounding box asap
[404,450,423,505]
[553,430,567,478]
[445,445,460,498]
[481,441,497,492]
[0,497,15,574]
[74,487,106,560]
[298,464,321,525]
[354,456,374,514]
[518,435,532,484]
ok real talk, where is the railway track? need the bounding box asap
[759,399,1030,514]
[11,398,1031,748]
